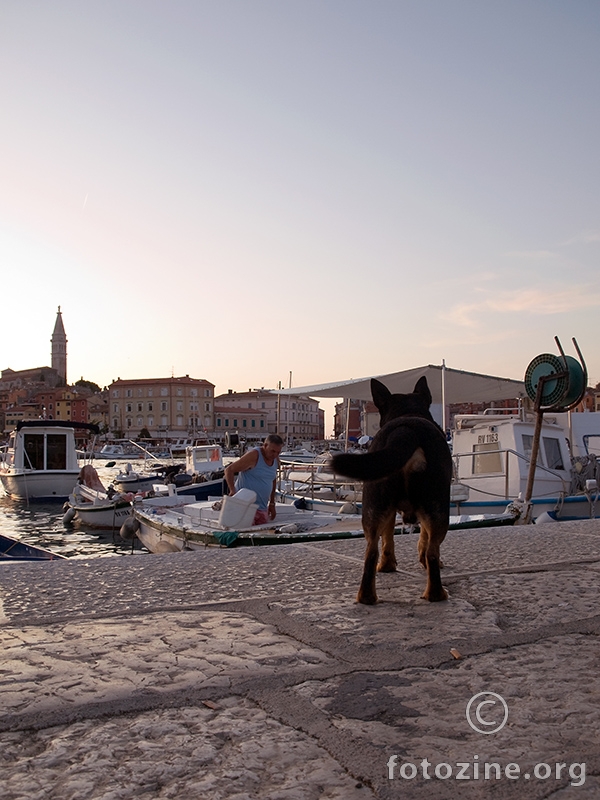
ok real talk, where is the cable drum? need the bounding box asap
[524,353,586,409]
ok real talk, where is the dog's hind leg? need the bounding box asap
[357,509,396,605]
[417,514,448,602]
[377,510,397,573]
[357,520,380,604]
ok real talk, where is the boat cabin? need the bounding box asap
[3,422,82,472]
[185,445,224,475]
[452,413,572,503]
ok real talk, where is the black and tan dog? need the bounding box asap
[332,377,452,605]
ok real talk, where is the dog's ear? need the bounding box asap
[413,376,432,407]
[371,378,391,413]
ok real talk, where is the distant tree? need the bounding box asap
[75,378,101,394]
[139,428,152,439]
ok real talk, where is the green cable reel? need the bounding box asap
[524,345,586,411]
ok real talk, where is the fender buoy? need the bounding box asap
[119,516,141,541]
[63,506,76,525]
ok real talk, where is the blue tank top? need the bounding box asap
[235,447,278,510]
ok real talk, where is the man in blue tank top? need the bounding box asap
[224,434,284,525]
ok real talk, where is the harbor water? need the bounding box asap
[0,463,153,559]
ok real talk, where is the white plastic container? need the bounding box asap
[218,490,258,529]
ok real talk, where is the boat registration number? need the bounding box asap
[477,433,499,444]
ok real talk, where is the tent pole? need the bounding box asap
[344,397,350,451]
[441,360,447,432]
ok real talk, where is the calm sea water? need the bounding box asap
[0,463,150,559]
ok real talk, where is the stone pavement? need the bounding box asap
[2,519,600,799]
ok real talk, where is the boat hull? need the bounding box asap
[0,471,81,501]
[0,533,65,560]
[71,502,134,529]
[451,493,600,520]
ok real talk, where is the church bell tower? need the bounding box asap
[51,306,68,385]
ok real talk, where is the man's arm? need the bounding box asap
[223,450,259,496]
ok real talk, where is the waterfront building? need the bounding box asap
[108,376,214,439]
[214,389,323,442]
[213,405,268,442]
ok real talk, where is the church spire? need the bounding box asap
[51,306,67,385]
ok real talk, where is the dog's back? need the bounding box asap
[332,377,452,604]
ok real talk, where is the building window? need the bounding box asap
[126,418,132,428]
[148,402,153,411]
[177,388,183,396]
[217,419,221,427]
[161,388,168,396]
[148,389,153,397]
[204,402,211,412]
[137,403,143,412]
[176,415,183,426]
[112,390,119,398]
[225,419,229,426]
[161,402,167,412]
[148,416,154,426]
[177,402,183,412]
[260,420,264,428]
[126,403,132,413]
[161,415,168,426]
[113,404,118,413]
[138,388,143,396]
[126,389,132,398]
[191,389,197,397]
[242,419,247,427]
[233,419,238,427]
[113,418,118,428]
[137,417,143,426]
[251,420,256,428]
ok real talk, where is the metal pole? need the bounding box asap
[344,397,351,452]
[441,360,447,432]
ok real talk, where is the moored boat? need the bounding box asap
[0,533,65,560]
[450,410,600,521]
[0,421,99,501]
[151,444,225,501]
[64,465,136,529]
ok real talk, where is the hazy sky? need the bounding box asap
[2,1,599,423]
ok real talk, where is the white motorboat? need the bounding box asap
[151,444,225,501]
[450,410,600,520]
[93,443,140,460]
[0,421,99,501]
[112,462,165,494]
[278,447,318,464]
[276,457,362,513]
[64,465,136,528]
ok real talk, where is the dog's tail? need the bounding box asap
[331,441,425,482]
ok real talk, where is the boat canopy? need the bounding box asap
[15,420,100,434]
[274,364,525,405]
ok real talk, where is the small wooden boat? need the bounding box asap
[0,533,65,560]
[131,492,364,552]
[131,492,518,553]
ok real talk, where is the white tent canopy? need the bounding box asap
[275,364,526,405]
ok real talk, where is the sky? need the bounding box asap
[1,1,599,433]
